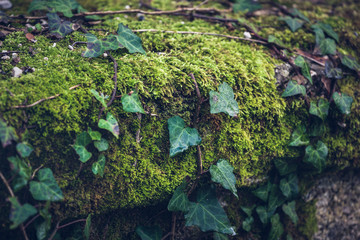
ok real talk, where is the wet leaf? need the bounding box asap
[135,225,162,240]
[209,82,239,117]
[309,98,329,121]
[268,35,285,48]
[281,80,306,97]
[0,119,19,148]
[273,158,297,176]
[98,112,119,138]
[294,56,312,84]
[73,145,92,163]
[268,214,284,240]
[210,159,237,198]
[47,13,73,38]
[214,232,229,240]
[325,60,342,79]
[168,180,190,212]
[9,197,37,229]
[233,0,262,13]
[252,182,271,202]
[168,116,201,157]
[84,214,91,240]
[255,206,274,225]
[291,8,310,22]
[121,90,145,113]
[340,55,360,71]
[282,201,298,225]
[280,16,304,32]
[82,33,123,58]
[90,89,108,108]
[29,168,64,201]
[92,154,106,177]
[333,92,353,115]
[318,38,336,55]
[185,185,236,235]
[115,23,146,54]
[94,138,109,152]
[304,141,328,172]
[289,125,309,147]
[242,216,254,232]
[279,174,299,199]
[315,23,339,42]
[16,142,34,158]
[87,127,101,141]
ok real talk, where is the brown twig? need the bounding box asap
[0,25,22,31]
[24,214,40,229]
[171,213,177,240]
[48,219,86,240]
[31,164,43,179]
[11,85,80,109]
[136,113,142,144]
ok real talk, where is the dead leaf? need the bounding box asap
[293,74,307,85]
[25,33,36,43]
[295,48,327,66]
[321,76,331,95]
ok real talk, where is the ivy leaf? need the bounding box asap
[209,82,239,117]
[291,8,310,22]
[309,98,329,121]
[115,23,146,55]
[255,206,274,225]
[135,225,162,240]
[268,214,284,240]
[28,0,78,18]
[340,55,360,72]
[84,214,91,240]
[92,154,106,177]
[316,23,339,42]
[210,159,238,198]
[29,168,64,201]
[325,60,342,79]
[289,125,309,147]
[9,197,37,229]
[281,80,306,97]
[333,92,353,115]
[28,0,51,13]
[304,141,328,172]
[282,201,298,225]
[240,205,255,217]
[75,131,92,147]
[87,127,102,141]
[0,119,19,148]
[268,184,286,212]
[47,13,73,38]
[121,90,145,113]
[279,174,299,199]
[90,89,108,108]
[252,182,271,202]
[168,180,190,212]
[312,27,325,46]
[168,116,201,157]
[233,0,262,13]
[83,33,123,58]
[214,232,229,240]
[308,119,326,137]
[72,145,92,163]
[8,156,32,192]
[16,142,33,158]
[268,35,285,48]
[280,17,304,32]
[273,158,297,176]
[98,112,119,138]
[185,185,236,235]
[318,38,336,55]
[37,207,51,240]
[94,138,109,152]
[294,56,312,84]
[35,221,48,240]
[242,216,254,232]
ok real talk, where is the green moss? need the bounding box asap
[297,200,318,239]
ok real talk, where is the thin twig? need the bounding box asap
[136,113,142,144]
[24,214,40,229]
[31,164,43,179]
[57,219,87,230]
[196,0,210,8]
[11,85,80,109]
[48,221,60,240]
[171,213,176,240]
[0,25,22,31]
[0,51,24,55]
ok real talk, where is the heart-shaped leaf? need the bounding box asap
[83,33,123,58]
[268,184,286,212]
[88,127,102,141]
[280,16,304,32]
[291,8,310,22]
[8,156,32,192]
[315,23,339,42]
[73,145,92,163]
[289,125,309,147]
[282,201,298,225]
[168,180,190,212]
[135,225,162,240]
[94,138,109,152]
[318,38,336,55]
[282,80,306,97]
[255,205,274,225]
[340,55,360,72]
[268,214,284,240]
[233,0,262,13]
[9,197,37,229]
[185,185,236,235]
[294,56,312,84]
[311,25,325,46]
[209,82,239,117]
[84,214,92,240]
[279,174,299,199]
[210,159,238,198]
[16,142,34,158]
[0,119,18,148]
[75,131,92,147]
[252,181,271,202]
[116,23,146,55]
[28,0,80,17]
[325,60,342,79]
[29,168,64,201]
[121,90,145,113]
[309,98,329,121]
[304,141,328,172]
[242,216,254,232]
[47,13,73,38]
[90,89,108,108]
[268,35,286,48]
[308,119,326,137]
[98,112,119,138]
[168,116,201,157]
[273,158,297,176]
[92,154,106,177]
[333,92,353,115]
[240,205,255,217]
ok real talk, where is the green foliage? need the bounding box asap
[29,168,64,201]
[252,182,271,202]
[279,174,299,199]
[325,61,342,79]
[84,214,91,240]
[115,23,146,55]
[308,119,326,137]
[241,205,255,217]
[88,128,102,141]
[282,201,298,225]
[340,55,360,71]
[210,159,238,198]
[16,142,34,158]
[268,184,286,212]
[255,206,274,225]
[318,38,336,55]
[242,216,254,232]
[290,8,310,22]
[268,214,284,240]
[0,119,19,148]
[294,56,312,84]
[121,90,145,113]
[8,156,32,192]
[309,98,329,121]
[184,185,235,235]
[213,232,229,240]
[209,82,239,117]
[135,226,162,240]
[267,35,285,48]
[90,89,108,109]
[98,112,119,138]
[167,181,190,212]
[314,23,339,43]
[92,154,106,177]
[47,13,73,38]
[289,125,309,147]
[75,131,92,146]
[281,80,306,97]
[280,17,304,32]
[73,145,92,163]
[82,33,122,58]
[233,0,262,13]
[94,138,109,152]
[304,141,328,172]
[9,197,37,229]
[333,92,353,115]
[28,0,81,18]
[311,25,325,46]
[274,158,297,176]
[167,116,201,157]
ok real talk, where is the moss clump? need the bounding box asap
[297,200,318,239]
